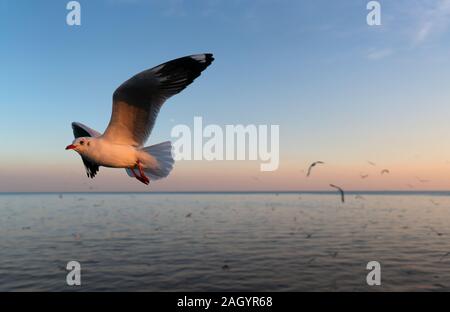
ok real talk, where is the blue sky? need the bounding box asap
[2,0,450,192]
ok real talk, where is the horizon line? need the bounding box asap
[2,190,450,195]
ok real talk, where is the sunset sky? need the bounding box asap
[2,0,450,192]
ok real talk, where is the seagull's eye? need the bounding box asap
[80,141,84,146]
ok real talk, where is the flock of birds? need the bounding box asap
[305,160,432,203]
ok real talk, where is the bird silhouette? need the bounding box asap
[330,184,345,203]
[306,161,324,177]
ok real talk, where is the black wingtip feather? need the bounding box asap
[72,122,91,139]
[154,53,214,92]
[203,53,214,66]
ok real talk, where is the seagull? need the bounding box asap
[65,54,214,185]
[330,184,345,203]
[440,252,450,261]
[306,161,324,177]
[416,176,430,183]
[360,174,369,179]
[367,161,376,166]
[427,226,444,236]
[430,199,440,206]
[380,169,390,175]
[329,251,339,258]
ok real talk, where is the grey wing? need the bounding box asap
[72,122,100,178]
[102,53,214,147]
[306,165,313,177]
[72,122,102,138]
[340,189,345,203]
[330,184,345,203]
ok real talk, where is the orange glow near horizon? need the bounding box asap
[2,155,450,192]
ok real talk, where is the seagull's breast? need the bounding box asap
[86,139,138,168]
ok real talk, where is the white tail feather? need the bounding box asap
[125,141,174,180]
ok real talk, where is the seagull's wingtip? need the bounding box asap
[190,53,215,66]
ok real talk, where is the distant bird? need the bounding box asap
[330,184,345,203]
[360,174,369,179]
[185,213,192,218]
[329,251,339,258]
[440,252,450,261]
[355,195,365,200]
[416,177,430,183]
[306,161,324,177]
[222,264,230,271]
[430,199,440,206]
[65,54,214,185]
[433,283,447,289]
[427,226,444,236]
[367,161,377,166]
[381,169,390,175]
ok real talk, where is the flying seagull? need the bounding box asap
[306,161,324,177]
[367,161,376,166]
[427,226,444,236]
[360,174,369,179]
[381,169,390,175]
[66,54,214,185]
[430,199,440,206]
[330,184,345,203]
[440,252,450,261]
[416,176,430,183]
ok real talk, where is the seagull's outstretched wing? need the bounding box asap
[72,122,102,138]
[72,122,100,178]
[102,54,214,146]
[306,161,324,177]
[330,184,345,203]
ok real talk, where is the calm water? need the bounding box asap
[1,192,450,291]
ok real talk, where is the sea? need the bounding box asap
[1,192,450,291]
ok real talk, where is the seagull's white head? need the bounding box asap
[65,137,92,154]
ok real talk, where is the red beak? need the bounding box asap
[65,144,76,150]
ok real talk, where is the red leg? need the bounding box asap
[137,161,150,184]
[129,166,149,185]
